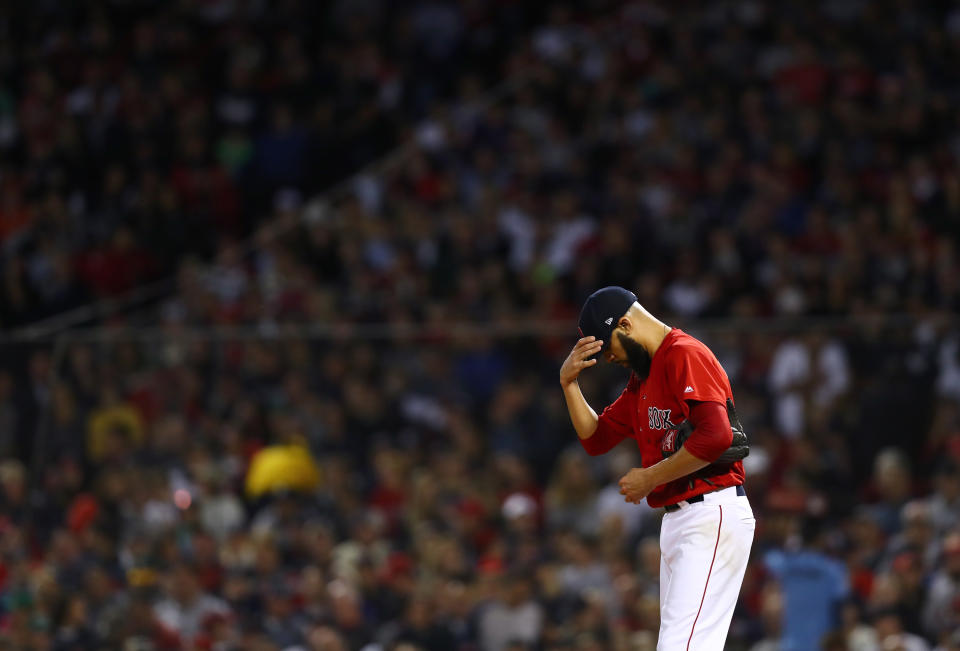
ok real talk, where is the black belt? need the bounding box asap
[664,484,746,513]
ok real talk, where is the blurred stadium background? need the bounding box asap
[1,1,960,650]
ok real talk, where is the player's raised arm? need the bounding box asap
[564,286,639,452]
[559,336,603,439]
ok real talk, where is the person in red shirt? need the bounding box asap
[560,286,755,650]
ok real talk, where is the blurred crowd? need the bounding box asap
[2,0,960,650]
[154,0,960,331]
[3,317,960,651]
[0,0,571,327]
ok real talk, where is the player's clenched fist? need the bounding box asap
[559,336,604,387]
[619,467,656,503]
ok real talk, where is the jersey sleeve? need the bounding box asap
[663,342,730,412]
[579,379,636,456]
[683,400,733,462]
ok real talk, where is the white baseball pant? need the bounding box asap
[658,486,755,650]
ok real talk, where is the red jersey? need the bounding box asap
[580,328,745,508]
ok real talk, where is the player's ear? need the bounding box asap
[618,316,631,333]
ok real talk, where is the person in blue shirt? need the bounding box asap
[763,517,849,651]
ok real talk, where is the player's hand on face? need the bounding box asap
[619,467,655,504]
[560,336,604,387]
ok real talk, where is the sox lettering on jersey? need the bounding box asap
[648,406,675,430]
[649,406,681,455]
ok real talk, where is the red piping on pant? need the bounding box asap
[687,505,722,650]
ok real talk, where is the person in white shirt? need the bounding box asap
[478,572,544,651]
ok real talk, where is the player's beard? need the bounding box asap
[618,332,653,381]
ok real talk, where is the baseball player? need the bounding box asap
[560,286,754,650]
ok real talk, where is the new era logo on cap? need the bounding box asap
[604,317,613,325]
[684,386,694,393]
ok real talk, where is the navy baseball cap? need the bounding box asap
[577,286,637,356]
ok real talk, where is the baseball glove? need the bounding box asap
[661,398,749,482]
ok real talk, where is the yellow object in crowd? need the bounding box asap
[245,445,321,498]
[86,404,145,462]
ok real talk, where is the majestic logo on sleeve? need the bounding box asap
[648,407,675,431]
